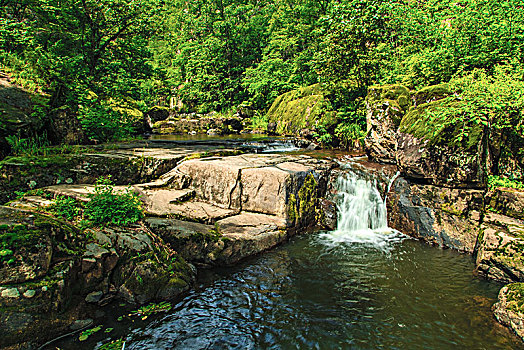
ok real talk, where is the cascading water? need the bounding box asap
[319,170,403,248]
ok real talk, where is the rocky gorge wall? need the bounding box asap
[364,83,524,340]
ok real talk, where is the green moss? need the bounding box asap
[398,98,482,149]
[367,84,411,106]
[287,193,298,224]
[413,83,451,105]
[505,283,524,314]
[297,174,318,224]
[266,84,335,134]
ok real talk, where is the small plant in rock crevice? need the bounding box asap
[50,196,81,221]
[84,176,143,226]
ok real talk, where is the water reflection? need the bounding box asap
[121,235,518,349]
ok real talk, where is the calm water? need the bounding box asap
[114,233,519,349]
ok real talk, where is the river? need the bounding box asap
[66,168,521,349]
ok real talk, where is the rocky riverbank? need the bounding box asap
[363,83,524,341]
[0,142,337,348]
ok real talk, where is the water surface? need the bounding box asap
[119,234,519,349]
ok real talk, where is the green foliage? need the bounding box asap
[2,0,524,146]
[129,301,172,320]
[84,176,143,226]
[335,123,365,149]
[99,339,125,350]
[488,176,524,191]
[51,196,81,221]
[5,132,50,157]
[0,248,14,265]
[78,325,102,342]
[250,113,269,132]
[77,95,139,142]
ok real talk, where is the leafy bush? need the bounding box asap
[488,175,524,191]
[84,176,143,226]
[250,113,268,132]
[5,131,49,156]
[51,196,81,221]
[335,122,365,149]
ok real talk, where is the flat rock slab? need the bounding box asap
[171,154,334,218]
[216,212,287,237]
[8,196,54,211]
[146,213,288,266]
[167,200,238,224]
[141,188,195,215]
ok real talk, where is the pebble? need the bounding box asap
[23,289,36,298]
[85,291,104,303]
[2,288,20,298]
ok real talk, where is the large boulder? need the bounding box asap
[364,84,411,164]
[387,177,484,252]
[0,207,85,348]
[266,84,336,135]
[412,83,451,107]
[475,213,524,283]
[396,98,486,188]
[167,154,334,226]
[0,83,48,159]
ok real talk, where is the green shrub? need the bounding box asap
[51,196,81,221]
[250,112,268,132]
[335,122,365,149]
[84,176,143,226]
[488,175,524,191]
[5,131,49,157]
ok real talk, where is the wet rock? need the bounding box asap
[319,199,338,230]
[2,288,20,298]
[387,177,482,252]
[147,213,288,266]
[85,291,104,304]
[23,290,36,298]
[493,283,524,341]
[475,213,524,283]
[207,128,220,136]
[70,319,93,331]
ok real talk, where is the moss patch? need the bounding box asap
[266,84,335,134]
[399,98,482,150]
[505,283,524,314]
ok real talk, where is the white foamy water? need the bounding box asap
[319,171,404,249]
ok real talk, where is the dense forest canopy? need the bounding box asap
[1,0,523,142]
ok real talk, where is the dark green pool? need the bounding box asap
[102,232,519,349]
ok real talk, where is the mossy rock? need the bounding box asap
[367,84,412,112]
[0,206,84,285]
[413,83,451,107]
[266,84,335,134]
[147,105,171,122]
[504,283,524,314]
[399,99,482,150]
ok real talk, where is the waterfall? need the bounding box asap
[335,172,388,233]
[319,171,403,248]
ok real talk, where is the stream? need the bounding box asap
[56,150,521,349]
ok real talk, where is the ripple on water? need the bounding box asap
[119,233,520,350]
